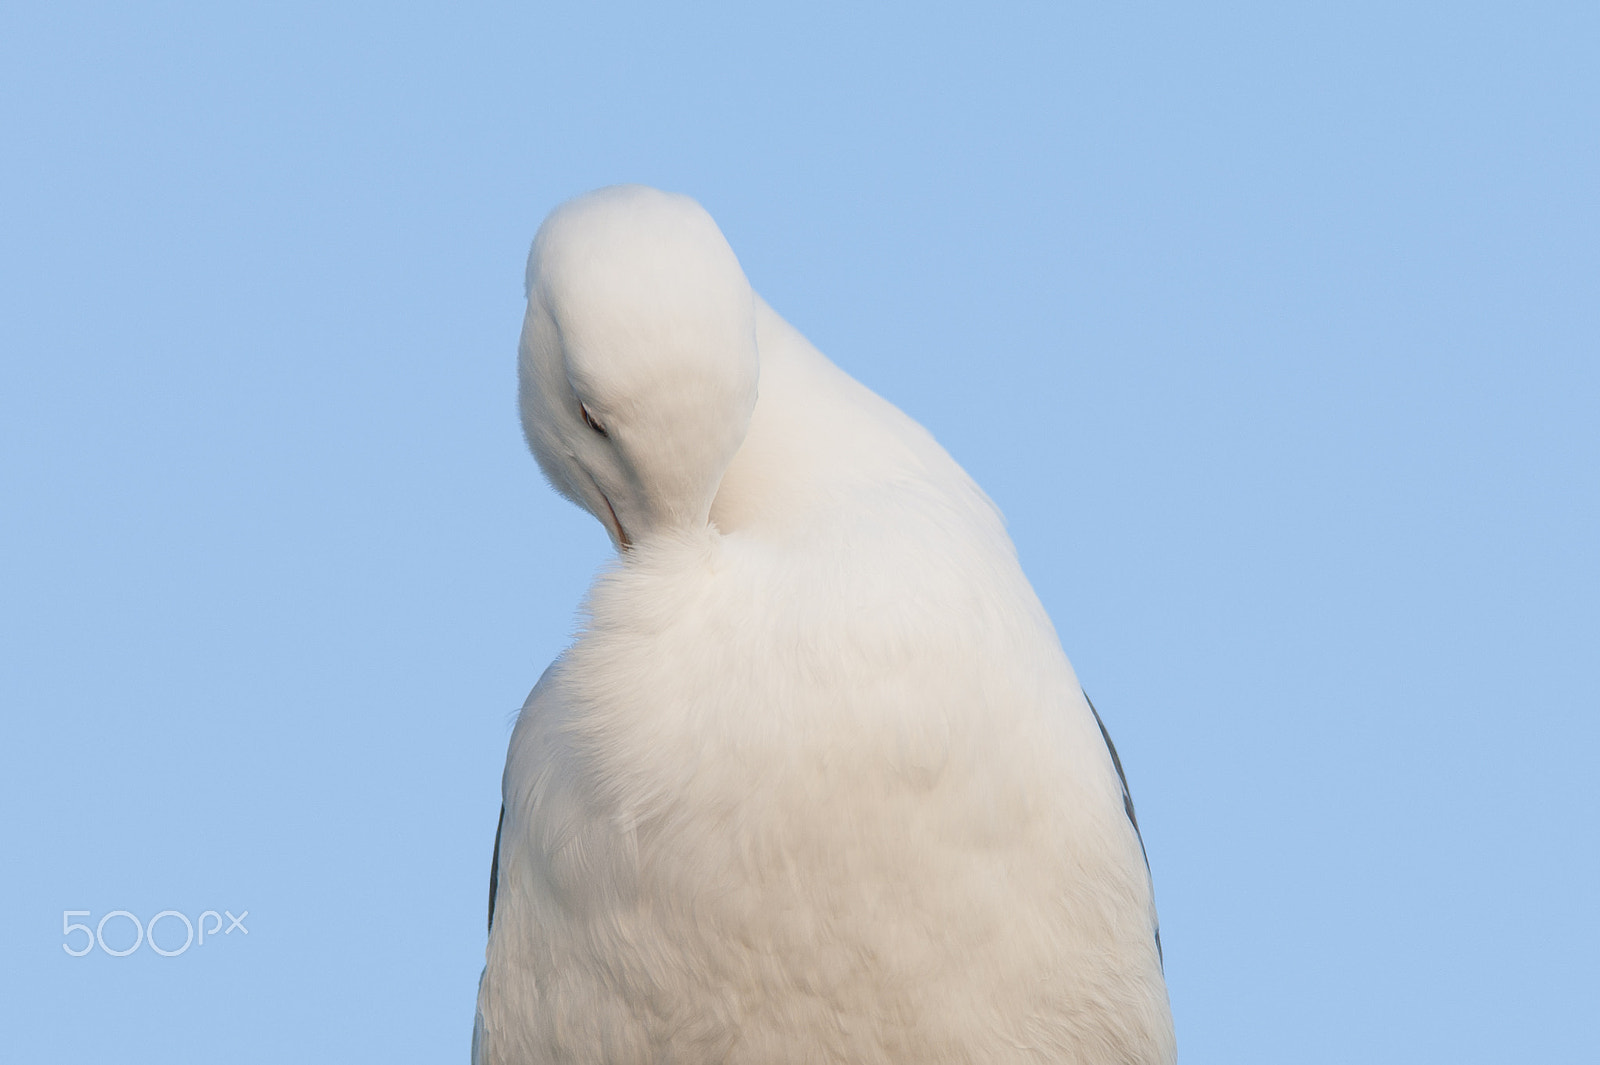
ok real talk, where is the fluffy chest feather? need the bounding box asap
[478,529,1170,1064]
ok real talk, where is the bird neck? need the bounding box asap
[709,299,994,545]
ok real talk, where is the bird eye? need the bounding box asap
[579,403,608,437]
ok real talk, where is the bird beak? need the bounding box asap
[600,491,632,551]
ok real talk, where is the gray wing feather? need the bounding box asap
[1084,690,1162,967]
[487,804,504,935]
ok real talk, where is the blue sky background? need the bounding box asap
[2,2,1595,1061]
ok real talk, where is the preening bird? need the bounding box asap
[472,185,1175,1064]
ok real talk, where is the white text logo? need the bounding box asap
[62,909,249,957]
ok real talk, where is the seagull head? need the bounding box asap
[519,185,759,550]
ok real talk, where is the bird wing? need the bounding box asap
[1083,691,1147,867]
[1083,690,1162,966]
[486,658,565,939]
[487,803,504,935]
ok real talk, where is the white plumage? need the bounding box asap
[473,185,1175,1064]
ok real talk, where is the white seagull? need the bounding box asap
[473,185,1175,1064]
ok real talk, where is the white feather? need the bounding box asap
[474,185,1175,1064]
